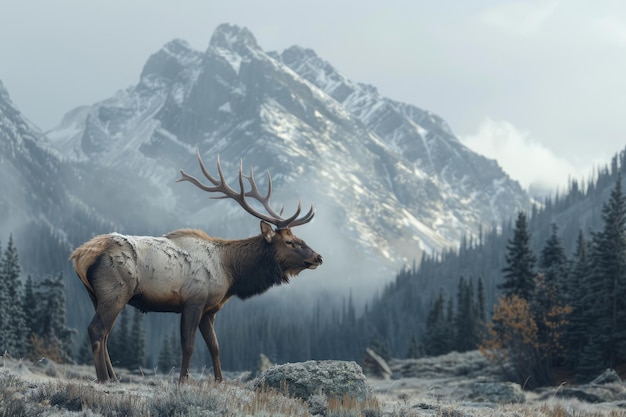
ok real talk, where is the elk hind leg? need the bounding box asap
[88,298,128,382]
[90,314,116,381]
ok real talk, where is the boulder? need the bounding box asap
[469,382,525,404]
[254,360,369,401]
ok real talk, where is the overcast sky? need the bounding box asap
[2,1,625,191]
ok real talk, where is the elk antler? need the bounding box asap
[177,150,315,229]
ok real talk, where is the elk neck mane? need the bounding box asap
[221,234,290,299]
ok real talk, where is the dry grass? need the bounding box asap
[2,356,626,417]
[0,368,311,416]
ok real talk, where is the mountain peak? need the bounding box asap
[209,23,259,52]
[140,39,202,81]
[0,79,13,106]
[281,45,319,63]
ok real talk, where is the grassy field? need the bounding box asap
[2,355,626,416]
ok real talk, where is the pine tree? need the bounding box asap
[424,291,453,356]
[77,333,93,365]
[110,307,130,368]
[473,277,488,346]
[499,212,536,301]
[368,327,391,361]
[563,231,592,370]
[22,275,37,354]
[406,334,423,359]
[158,332,178,374]
[538,224,568,292]
[454,277,475,352]
[35,273,74,363]
[0,235,27,357]
[476,276,487,323]
[533,224,570,366]
[583,174,626,369]
[0,239,8,355]
[576,334,605,381]
[127,309,146,370]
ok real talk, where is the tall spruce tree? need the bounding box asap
[538,224,568,291]
[36,273,74,363]
[406,334,423,359]
[499,212,536,301]
[476,276,486,323]
[424,291,452,356]
[0,235,27,357]
[563,231,593,370]
[534,224,570,364]
[127,309,146,370]
[475,276,487,342]
[583,174,626,369]
[22,275,37,354]
[158,332,179,374]
[0,238,7,354]
[454,277,476,352]
[77,333,93,365]
[110,307,130,368]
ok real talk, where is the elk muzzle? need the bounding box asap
[305,252,323,269]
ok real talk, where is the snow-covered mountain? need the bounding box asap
[0,79,180,270]
[42,24,530,287]
[0,80,100,242]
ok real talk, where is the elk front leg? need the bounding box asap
[179,305,203,383]
[199,312,223,382]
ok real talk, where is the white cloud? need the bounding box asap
[478,0,561,36]
[591,15,626,45]
[459,119,575,191]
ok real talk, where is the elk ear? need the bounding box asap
[260,221,275,243]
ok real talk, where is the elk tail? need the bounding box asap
[69,234,112,296]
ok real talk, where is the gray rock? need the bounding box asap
[254,360,369,401]
[544,382,626,403]
[551,387,611,403]
[469,382,525,404]
[388,350,500,380]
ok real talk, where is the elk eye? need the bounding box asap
[285,240,293,246]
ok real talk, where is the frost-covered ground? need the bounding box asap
[2,352,626,416]
[370,351,626,416]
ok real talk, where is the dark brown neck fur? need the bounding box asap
[222,235,289,299]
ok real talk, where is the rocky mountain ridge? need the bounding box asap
[39,24,531,287]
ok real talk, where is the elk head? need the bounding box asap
[177,150,323,273]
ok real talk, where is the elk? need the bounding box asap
[70,151,322,383]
